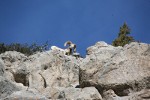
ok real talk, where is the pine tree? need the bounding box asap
[112,23,134,46]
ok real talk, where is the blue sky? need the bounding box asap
[0,0,150,56]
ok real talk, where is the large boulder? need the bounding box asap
[80,42,150,97]
[27,49,82,92]
[103,89,150,100]
[48,87,102,100]
[59,87,102,100]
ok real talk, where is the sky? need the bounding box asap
[0,0,150,56]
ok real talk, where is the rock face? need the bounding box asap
[0,76,20,98]
[0,42,150,100]
[28,50,81,89]
[0,49,83,99]
[80,42,150,99]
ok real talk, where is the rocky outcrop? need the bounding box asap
[0,42,150,99]
[80,42,150,99]
[0,49,84,99]
[27,50,81,92]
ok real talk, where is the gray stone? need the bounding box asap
[80,42,150,97]
[50,87,102,100]
[103,89,150,100]
[0,76,20,99]
[4,90,47,100]
[0,42,150,99]
[27,50,81,91]
[0,58,5,76]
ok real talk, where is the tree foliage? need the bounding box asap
[0,41,49,56]
[112,23,134,47]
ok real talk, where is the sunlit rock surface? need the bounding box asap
[0,42,150,100]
